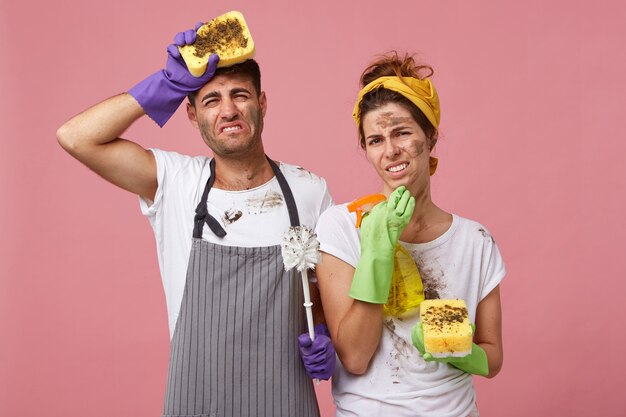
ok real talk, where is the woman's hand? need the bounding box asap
[349,186,415,303]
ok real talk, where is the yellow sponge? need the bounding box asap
[420,299,472,358]
[179,11,255,77]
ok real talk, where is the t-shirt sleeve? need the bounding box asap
[318,179,334,218]
[315,204,361,268]
[138,149,199,218]
[139,148,167,217]
[479,229,507,300]
[279,162,334,228]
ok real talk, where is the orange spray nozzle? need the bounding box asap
[347,193,387,228]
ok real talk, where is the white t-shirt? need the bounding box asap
[140,149,333,337]
[316,205,506,417]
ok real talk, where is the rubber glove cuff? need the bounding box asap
[349,252,394,303]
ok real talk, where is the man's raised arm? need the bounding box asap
[56,23,219,201]
[56,93,157,200]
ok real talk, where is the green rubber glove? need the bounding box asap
[411,321,489,376]
[349,186,415,303]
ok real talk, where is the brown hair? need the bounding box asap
[188,59,262,105]
[357,51,438,150]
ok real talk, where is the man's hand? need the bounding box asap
[164,23,218,87]
[128,22,220,127]
[298,323,336,380]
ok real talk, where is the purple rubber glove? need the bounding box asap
[128,22,220,127]
[298,323,336,380]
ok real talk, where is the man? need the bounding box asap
[57,23,334,417]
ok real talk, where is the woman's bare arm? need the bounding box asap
[474,285,503,378]
[316,252,383,374]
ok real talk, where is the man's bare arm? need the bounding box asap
[56,93,157,201]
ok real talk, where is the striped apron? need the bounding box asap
[162,158,319,417]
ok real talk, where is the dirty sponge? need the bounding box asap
[179,11,255,77]
[420,299,472,358]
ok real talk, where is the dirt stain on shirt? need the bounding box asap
[223,209,243,224]
[295,166,322,184]
[384,318,411,361]
[412,252,447,300]
[245,190,284,214]
[478,228,495,243]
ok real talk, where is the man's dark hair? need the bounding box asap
[188,59,261,106]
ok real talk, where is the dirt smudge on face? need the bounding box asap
[399,140,425,158]
[375,112,412,129]
[245,190,284,214]
[374,112,427,158]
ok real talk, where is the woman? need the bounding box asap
[315,52,505,417]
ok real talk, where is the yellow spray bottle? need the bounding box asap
[384,244,424,317]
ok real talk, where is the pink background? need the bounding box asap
[2,0,625,416]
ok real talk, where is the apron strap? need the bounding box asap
[267,157,300,228]
[193,156,300,239]
[193,159,226,238]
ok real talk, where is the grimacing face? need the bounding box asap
[362,102,432,196]
[187,73,267,158]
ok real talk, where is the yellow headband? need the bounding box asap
[352,76,440,130]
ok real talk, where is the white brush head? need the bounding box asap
[281,226,321,272]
